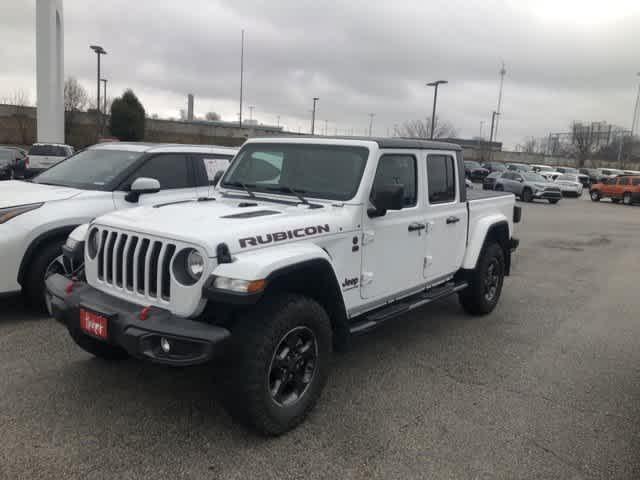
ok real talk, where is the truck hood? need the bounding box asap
[92,196,359,256]
[0,180,83,209]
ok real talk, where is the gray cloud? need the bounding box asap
[1,0,639,146]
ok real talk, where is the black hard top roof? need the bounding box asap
[253,136,462,151]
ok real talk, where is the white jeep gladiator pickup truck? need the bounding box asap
[0,142,237,312]
[47,137,520,435]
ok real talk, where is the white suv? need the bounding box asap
[0,142,237,312]
[26,143,75,176]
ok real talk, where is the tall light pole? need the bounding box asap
[239,29,245,128]
[368,113,375,137]
[311,97,319,135]
[100,78,107,134]
[90,45,106,138]
[427,80,447,139]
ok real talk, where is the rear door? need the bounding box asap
[616,177,629,199]
[112,153,200,209]
[423,153,467,282]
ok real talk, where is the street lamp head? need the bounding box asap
[427,80,448,87]
[90,45,107,55]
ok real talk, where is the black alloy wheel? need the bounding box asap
[268,326,318,407]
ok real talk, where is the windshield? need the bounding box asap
[29,144,68,157]
[0,149,14,164]
[523,173,545,182]
[33,149,143,190]
[557,174,576,181]
[561,167,578,173]
[221,143,369,201]
[465,161,481,168]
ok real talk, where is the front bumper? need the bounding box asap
[533,190,562,200]
[46,274,230,366]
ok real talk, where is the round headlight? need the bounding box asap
[186,250,205,280]
[87,229,100,259]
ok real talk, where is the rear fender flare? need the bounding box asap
[463,216,510,270]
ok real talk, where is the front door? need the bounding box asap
[361,153,426,300]
[423,153,468,283]
[113,153,200,209]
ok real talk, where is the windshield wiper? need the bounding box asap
[266,185,310,206]
[223,181,256,198]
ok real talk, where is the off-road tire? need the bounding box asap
[548,199,559,204]
[221,294,332,436]
[623,192,632,205]
[69,328,130,361]
[459,242,505,315]
[590,190,601,201]
[23,240,65,313]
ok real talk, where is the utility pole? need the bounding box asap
[494,62,506,142]
[368,113,375,137]
[239,29,244,128]
[90,45,106,140]
[311,97,319,134]
[427,80,447,139]
[488,111,499,161]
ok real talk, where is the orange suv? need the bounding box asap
[590,175,640,205]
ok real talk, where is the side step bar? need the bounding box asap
[349,281,468,335]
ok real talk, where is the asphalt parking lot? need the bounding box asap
[1,194,639,480]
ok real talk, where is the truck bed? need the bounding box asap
[467,188,514,201]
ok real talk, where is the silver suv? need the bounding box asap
[495,171,562,204]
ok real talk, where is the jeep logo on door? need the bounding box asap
[239,224,331,248]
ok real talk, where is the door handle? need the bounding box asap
[446,216,460,224]
[408,222,426,232]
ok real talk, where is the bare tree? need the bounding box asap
[571,122,596,168]
[2,90,32,145]
[64,77,88,112]
[205,111,221,121]
[397,116,457,139]
[64,77,89,141]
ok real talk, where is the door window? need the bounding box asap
[427,155,456,204]
[618,177,629,186]
[126,154,191,189]
[372,154,417,207]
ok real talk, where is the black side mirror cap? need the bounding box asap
[368,184,405,218]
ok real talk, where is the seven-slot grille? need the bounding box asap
[95,229,177,301]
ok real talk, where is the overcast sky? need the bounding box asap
[1,0,640,147]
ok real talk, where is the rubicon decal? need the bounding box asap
[239,224,331,248]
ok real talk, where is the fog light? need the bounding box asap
[160,337,171,353]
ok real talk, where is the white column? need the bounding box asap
[36,0,64,143]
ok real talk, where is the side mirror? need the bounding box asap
[210,170,224,186]
[125,177,161,203]
[518,178,524,183]
[368,184,404,218]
